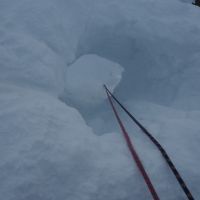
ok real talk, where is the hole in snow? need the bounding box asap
[60,54,124,134]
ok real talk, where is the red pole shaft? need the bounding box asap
[105,87,160,200]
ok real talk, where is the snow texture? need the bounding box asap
[65,54,123,107]
[0,0,200,199]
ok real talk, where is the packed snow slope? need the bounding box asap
[0,0,200,199]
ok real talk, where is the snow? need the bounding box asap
[0,84,140,200]
[0,0,200,199]
[64,54,123,108]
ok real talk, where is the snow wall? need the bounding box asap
[0,0,200,199]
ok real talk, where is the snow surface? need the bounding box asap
[64,54,123,107]
[0,0,200,199]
